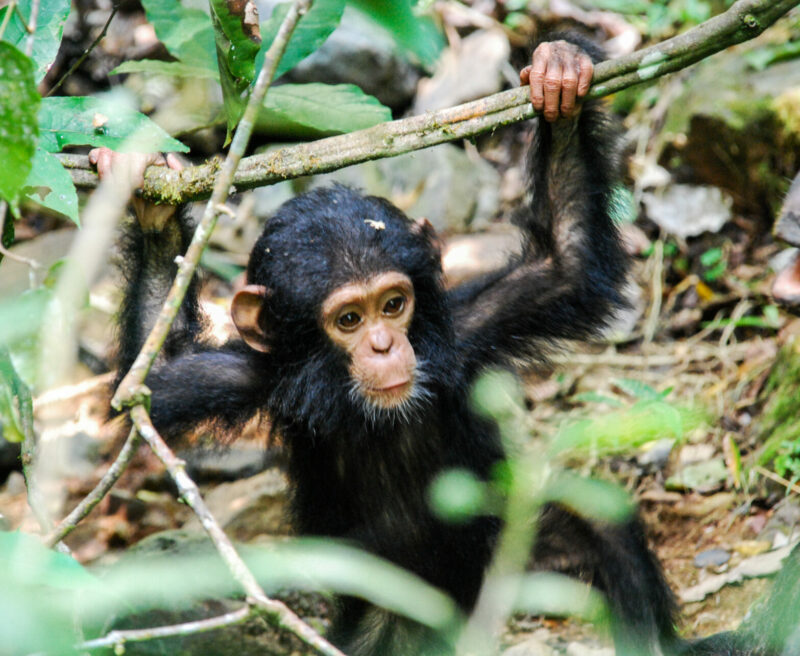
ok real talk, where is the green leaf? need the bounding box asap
[428,468,487,522]
[38,96,188,153]
[700,246,723,267]
[258,0,346,79]
[111,59,220,79]
[0,42,40,215]
[22,148,79,224]
[139,0,217,71]
[256,83,390,137]
[0,531,97,588]
[209,0,262,139]
[544,473,635,523]
[0,0,72,82]
[0,349,33,444]
[614,378,665,401]
[347,0,443,68]
[0,287,52,348]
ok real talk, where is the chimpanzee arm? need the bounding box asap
[449,38,629,378]
[96,148,267,437]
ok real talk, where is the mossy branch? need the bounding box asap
[60,0,799,205]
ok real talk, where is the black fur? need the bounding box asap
[114,40,688,656]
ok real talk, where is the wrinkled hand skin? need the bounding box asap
[89,147,184,232]
[519,40,594,122]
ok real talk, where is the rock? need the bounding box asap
[693,547,731,569]
[666,458,728,493]
[637,438,675,470]
[182,467,291,540]
[565,644,613,656]
[641,184,733,238]
[413,28,511,114]
[503,635,558,656]
[305,143,501,234]
[775,171,800,247]
[283,5,421,109]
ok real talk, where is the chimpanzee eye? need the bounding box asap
[383,295,405,316]
[337,311,362,330]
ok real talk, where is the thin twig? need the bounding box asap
[643,239,664,344]
[44,426,142,547]
[23,0,39,56]
[33,371,115,408]
[60,0,800,204]
[46,4,119,97]
[130,407,345,656]
[79,606,253,650]
[754,465,800,496]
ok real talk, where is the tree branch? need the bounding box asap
[61,0,800,205]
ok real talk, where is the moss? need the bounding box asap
[756,343,800,466]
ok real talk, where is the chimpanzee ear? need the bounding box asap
[410,217,442,256]
[231,284,272,353]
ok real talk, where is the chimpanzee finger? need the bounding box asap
[519,64,532,86]
[528,44,549,112]
[577,53,594,97]
[560,63,579,118]
[542,54,564,122]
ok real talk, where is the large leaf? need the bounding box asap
[22,148,80,224]
[111,59,220,79]
[347,0,443,69]
[139,0,217,71]
[38,96,188,153]
[0,0,72,82]
[0,349,33,444]
[258,0,346,79]
[0,43,40,215]
[210,0,262,139]
[257,82,390,137]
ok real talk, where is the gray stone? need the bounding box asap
[694,547,731,569]
[413,28,511,114]
[642,184,733,238]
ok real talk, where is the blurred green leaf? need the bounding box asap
[140,0,217,71]
[551,401,704,456]
[0,0,72,82]
[0,531,97,589]
[514,572,610,624]
[428,468,487,522]
[0,349,33,444]
[259,0,346,80]
[0,287,51,348]
[22,148,80,224]
[38,96,188,153]
[111,60,220,79]
[471,370,523,422]
[699,247,723,267]
[256,83,390,137]
[544,473,635,523]
[347,0,443,68]
[0,42,40,215]
[614,378,666,401]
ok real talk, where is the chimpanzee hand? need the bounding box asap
[89,147,184,231]
[519,40,594,122]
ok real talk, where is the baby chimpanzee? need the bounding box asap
[99,35,687,656]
